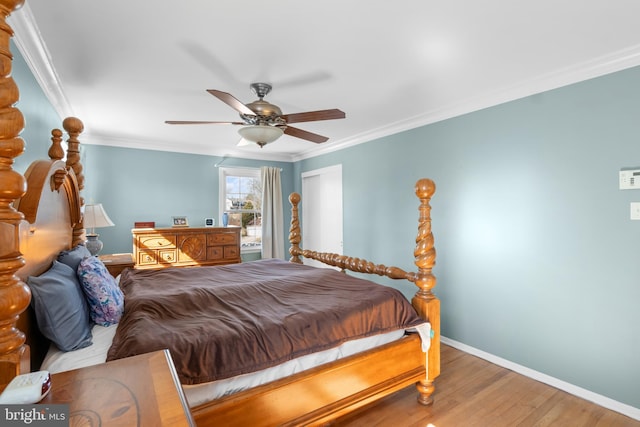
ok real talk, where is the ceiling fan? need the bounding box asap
[165,82,346,147]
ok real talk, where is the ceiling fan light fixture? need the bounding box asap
[238,125,284,147]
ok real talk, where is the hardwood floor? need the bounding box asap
[331,344,639,427]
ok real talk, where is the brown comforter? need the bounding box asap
[107,259,424,384]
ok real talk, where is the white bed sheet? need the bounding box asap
[41,324,407,407]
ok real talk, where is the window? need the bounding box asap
[219,167,262,252]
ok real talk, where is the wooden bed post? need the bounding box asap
[62,117,85,247]
[0,0,30,387]
[411,178,440,405]
[288,192,302,264]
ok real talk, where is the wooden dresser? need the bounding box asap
[132,226,241,269]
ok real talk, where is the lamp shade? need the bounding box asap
[84,203,115,233]
[238,125,284,147]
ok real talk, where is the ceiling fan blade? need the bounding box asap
[284,126,329,143]
[165,120,243,125]
[281,109,345,124]
[207,89,255,115]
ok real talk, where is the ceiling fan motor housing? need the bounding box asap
[244,100,283,121]
[242,83,284,126]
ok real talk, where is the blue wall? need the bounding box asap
[12,39,640,410]
[297,67,640,410]
[81,145,294,258]
[12,40,64,174]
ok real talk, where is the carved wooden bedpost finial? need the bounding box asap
[63,117,84,194]
[48,128,64,160]
[288,192,302,264]
[410,178,440,406]
[0,0,30,386]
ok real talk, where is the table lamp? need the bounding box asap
[83,203,115,255]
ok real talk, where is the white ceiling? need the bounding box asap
[10,1,640,162]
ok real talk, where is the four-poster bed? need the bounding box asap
[0,2,440,425]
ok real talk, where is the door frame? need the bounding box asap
[301,165,343,267]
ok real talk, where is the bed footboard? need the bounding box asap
[288,178,440,406]
[192,335,424,427]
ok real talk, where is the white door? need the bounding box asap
[301,165,343,268]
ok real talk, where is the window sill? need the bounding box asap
[241,247,262,254]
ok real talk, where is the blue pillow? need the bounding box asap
[28,261,93,351]
[57,244,92,272]
[77,257,124,326]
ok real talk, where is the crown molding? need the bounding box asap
[9,3,74,118]
[83,131,296,163]
[294,44,640,162]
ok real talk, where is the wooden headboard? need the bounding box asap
[0,0,87,386]
[15,119,86,370]
[0,117,87,380]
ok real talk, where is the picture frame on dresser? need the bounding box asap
[172,216,188,227]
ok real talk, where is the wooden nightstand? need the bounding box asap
[99,253,135,277]
[42,349,195,426]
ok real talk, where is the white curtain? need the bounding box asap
[261,167,284,259]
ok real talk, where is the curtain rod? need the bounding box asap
[214,157,282,172]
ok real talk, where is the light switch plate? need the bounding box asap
[631,202,640,220]
[620,169,640,190]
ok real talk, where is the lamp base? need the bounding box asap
[85,234,103,256]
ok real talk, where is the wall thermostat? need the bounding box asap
[619,169,640,190]
[205,218,215,227]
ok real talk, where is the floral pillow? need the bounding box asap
[77,256,124,326]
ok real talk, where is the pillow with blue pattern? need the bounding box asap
[77,256,124,326]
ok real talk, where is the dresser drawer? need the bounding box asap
[207,232,238,245]
[138,250,158,266]
[224,246,239,259]
[139,234,177,249]
[207,246,224,260]
[207,245,240,261]
[159,249,177,263]
[138,249,178,265]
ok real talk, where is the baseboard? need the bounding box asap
[441,336,640,421]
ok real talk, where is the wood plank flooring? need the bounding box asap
[330,344,639,427]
